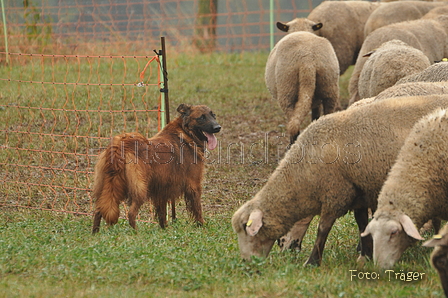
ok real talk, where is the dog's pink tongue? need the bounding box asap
[205,132,217,150]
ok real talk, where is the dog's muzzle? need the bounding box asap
[212,125,221,133]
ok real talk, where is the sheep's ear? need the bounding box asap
[363,50,376,58]
[245,210,263,237]
[177,104,191,116]
[360,222,371,237]
[312,22,323,31]
[399,214,424,241]
[423,233,448,247]
[276,22,289,32]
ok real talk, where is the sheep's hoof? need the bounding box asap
[356,255,367,267]
[303,258,320,267]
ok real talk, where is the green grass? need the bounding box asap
[0,53,444,297]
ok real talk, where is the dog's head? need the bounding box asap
[177,104,221,150]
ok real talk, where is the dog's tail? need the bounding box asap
[92,135,128,227]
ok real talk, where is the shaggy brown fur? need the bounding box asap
[92,104,221,233]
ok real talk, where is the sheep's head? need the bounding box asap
[361,209,423,269]
[232,207,275,260]
[423,226,448,297]
[276,18,322,34]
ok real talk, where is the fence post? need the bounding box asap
[0,0,9,64]
[270,0,274,50]
[161,36,170,125]
[158,37,169,129]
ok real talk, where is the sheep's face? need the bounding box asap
[361,211,423,269]
[431,246,448,296]
[423,227,448,297]
[236,230,275,260]
[232,208,275,260]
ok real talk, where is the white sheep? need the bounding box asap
[276,1,379,74]
[375,81,448,100]
[361,108,448,269]
[265,31,340,144]
[422,5,448,20]
[364,1,446,37]
[348,15,448,105]
[232,94,448,266]
[423,224,448,297]
[358,40,431,99]
[346,81,448,112]
[397,62,448,84]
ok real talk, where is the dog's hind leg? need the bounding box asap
[154,198,168,229]
[171,198,176,222]
[125,160,148,230]
[92,211,102,234]
[184,186,204,226]
[128,199,144,230]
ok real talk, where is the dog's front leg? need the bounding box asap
[184,187,204,226]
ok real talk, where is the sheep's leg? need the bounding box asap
[322,97,339,115]
[304,215,337,266]
[311,107,320,121]
[354,208,373,259]
[278,215,313,252]
[432,219,441,233]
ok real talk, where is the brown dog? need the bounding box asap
[92,104,221,233]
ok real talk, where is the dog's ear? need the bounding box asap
[177,104,192,117]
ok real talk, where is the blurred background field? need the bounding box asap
[0,1,444,297]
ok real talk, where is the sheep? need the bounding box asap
[396,62,448,84]
[232,94,448,266]
[358,40,431,99]
[348,15,448,105]
[422,5,448,20]
[265,31,340,144]
[364,1,446,37]
[345,82,448,112]
[280,81,448,253]
[423,224,448,298]
[276,1,379,74]
[361,108,448,269]
[375,81,448,100]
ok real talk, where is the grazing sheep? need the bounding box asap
[361,108,448,269]
[364,1,446,37]
[348,16,448,105]
[276,1,379,74]
[423,224,448,298]
[265,31,340,144]
[396,62,448,84]
[232,94,448,266]
[358,40,431,99]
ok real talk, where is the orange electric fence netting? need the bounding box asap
[0,50,166,221]
[0,0,316,55]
